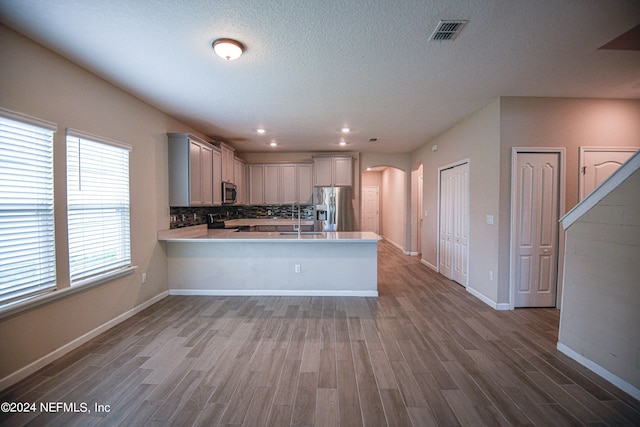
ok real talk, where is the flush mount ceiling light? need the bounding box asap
[212,38,245,60]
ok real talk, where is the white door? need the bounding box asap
[513,152,560,307]
[453,164,469,285]
[361,186,379,234]
[439,162,469,286]
[579,147,638,200]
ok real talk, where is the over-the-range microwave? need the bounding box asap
[222,181,237,204]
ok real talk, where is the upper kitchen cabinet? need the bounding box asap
[248,164,265,205]
[248,163,313,205]
[212,146,222,205]
[234,157,246,204]
[313,156,352,186]
[281,164,313,204]
[168,133,214,207]
[219,142,235,183]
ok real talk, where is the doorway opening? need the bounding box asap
[362,166,406,251]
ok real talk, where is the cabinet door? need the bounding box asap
[281,164,297,203]
[222,146,235,183]
[314,157,333,186]
[333,157,352,186]
[249,164,264,204]
[264,164,281,204]
[212,148,222,205]
[189,141,203,205]
[234,158,245,204]
[201,144,213,205]
[297,164,313,203]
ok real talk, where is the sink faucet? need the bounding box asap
[292,202,301,237]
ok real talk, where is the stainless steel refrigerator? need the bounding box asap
[313,186,354,232]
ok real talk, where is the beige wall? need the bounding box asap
[412,100,502,304]
[380,167,406,249]
[559,168,640,393]
[0,25,202,382]
[411,97,640,308]
[498,97,640,303]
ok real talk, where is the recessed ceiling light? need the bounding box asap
[212,38,245,60]
[269,141,278,147]
[341,127,351,133]
[339,141,347,146]
[256,128,266,134]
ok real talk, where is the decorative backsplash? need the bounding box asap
[169,204,314,228]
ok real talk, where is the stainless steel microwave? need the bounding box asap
[222,182,237,204]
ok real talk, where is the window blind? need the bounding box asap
[66,129,132,284]
[0,111,57,305]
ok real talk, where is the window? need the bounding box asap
[0,109,57,306]
[66,129,132,285]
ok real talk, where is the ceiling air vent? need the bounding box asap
[429,20,468,41]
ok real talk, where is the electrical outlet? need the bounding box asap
[142,272,147,283]
[488,270,493,280]
[295,264,301,274]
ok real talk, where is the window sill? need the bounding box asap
[0,266,137,320]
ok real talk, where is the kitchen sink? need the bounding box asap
[279,231,324,236]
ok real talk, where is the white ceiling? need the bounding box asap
[1,1,639,154]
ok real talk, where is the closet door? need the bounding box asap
[452,163,469,285]
[439,162,469,286]
[439,167,455,279]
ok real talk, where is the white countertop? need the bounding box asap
[158,225,381,243]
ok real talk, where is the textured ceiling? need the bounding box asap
[1,0,639,153]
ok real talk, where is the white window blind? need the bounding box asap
[66,129,132,285]
[0,110,57,305]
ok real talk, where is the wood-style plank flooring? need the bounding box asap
[1,240,639,426]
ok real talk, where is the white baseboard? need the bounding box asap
[557,342,640,401]
[382,236,405,253]
[420,259,438,271]
[169,289,378,297]
[0,291,169,392]
[466,286,510,311]
[406,251,419,256]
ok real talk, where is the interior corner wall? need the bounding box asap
[411,99,502,305]
[0,25,202,384]
[498,97,640,304]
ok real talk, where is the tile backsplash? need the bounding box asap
[169,204,314,228]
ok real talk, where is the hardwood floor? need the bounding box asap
[1,240,639,426]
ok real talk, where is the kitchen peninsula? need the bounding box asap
[158,225,381,297]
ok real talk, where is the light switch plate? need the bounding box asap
[486,215,494,225]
